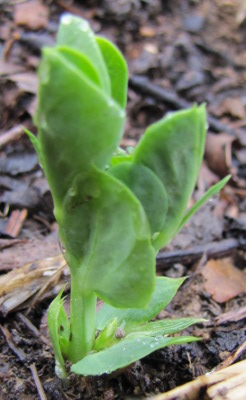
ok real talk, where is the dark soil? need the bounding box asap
[0,1,246,399]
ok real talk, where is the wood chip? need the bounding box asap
[0,255,68,315]
[4,209,28,238]
[215,305,246,325]
[201,258,246,303]
[152,359,246,400]
[140,26,156,37]
[14,0,49,30]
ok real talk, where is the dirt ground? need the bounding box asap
[0,0,246,399]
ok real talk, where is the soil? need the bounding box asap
[0,1,246,399]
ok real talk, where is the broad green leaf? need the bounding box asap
[134,105,207,250]
[178,175,231,232]
[57,14,111,94]
[96,36,128,108]
[60,167,155,308]
[57,46,102,88]
[47,289,70,379]
[96,277,185,330]
[128,318,205,337]
[72,334,199,376]
[110,162,168,234]
[35,47,125,213]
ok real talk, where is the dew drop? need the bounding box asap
[79,21,89,32]
[209,194,219,203]
[59,240,66,255]
[119,110,126,118]
[108,99,115,108]
[150,343,155,348]
[61,13,73,25]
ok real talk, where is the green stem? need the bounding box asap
[67,270,97,363]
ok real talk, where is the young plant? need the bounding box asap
[27,14,230,378]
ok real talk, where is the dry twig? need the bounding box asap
[30,363,47,400]
[152,359,246,400]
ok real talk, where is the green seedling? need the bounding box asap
[27,14,230,378]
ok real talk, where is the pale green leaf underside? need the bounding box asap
[72,334,199,376]
[57,45,102,88]
[57,14,111,94]
[96,36,128,108]
[36,47,125,211]
[60,167,155,308]
[96,276,185,330]
[109,162,168,235]
[134,104,207,250]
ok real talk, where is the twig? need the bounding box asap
[195,40,237,69]
[17,312,40,337]
[27,261,66,312]
[129,76,240,136]
[215,305,246,325]
[0,324,27,362]
[153,359,246,400]
[16,312,50,346]
[0,125,26,149]
[156,238,240,270]
[30,363,47,400]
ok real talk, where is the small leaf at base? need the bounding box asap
[72,334,200,376]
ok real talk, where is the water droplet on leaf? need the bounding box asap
[79,21,89,32]
[119,110,126,118]
[108,99,115,108]
[59,240,66,255]
[61,14,73,25]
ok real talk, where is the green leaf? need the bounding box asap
[94,317,118,351]
[96,36,128,108]
[134,105,207,250]
[71,334,199,376]
[128,317,206,337]
[96,276,185,330]
[24,128,42,163]
[57,14,111,94]
[60,167,155,308]
[47,289,70,379]
[35,47,125,213]
[178,175,231,232]
[57,45,102,88]
[110,162,168,235]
